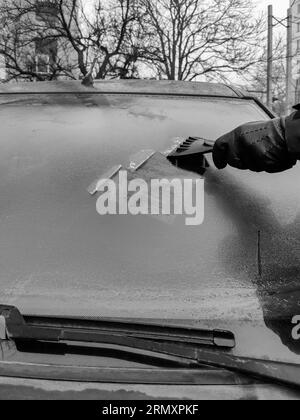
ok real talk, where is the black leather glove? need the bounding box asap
[213,119,297,173]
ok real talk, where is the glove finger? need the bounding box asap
[226,156,249,170]
[262,144,297,173]
[241,142,265,172]
[265,158,297,174]
[213,136,229,169]
[213,131,250,170]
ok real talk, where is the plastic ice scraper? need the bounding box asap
[165,137,214,174]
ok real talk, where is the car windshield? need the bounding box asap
[0,89,299,367]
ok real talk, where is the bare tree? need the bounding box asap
[245,36,289,116]
[0,0,143,81]
[139,0,265,81]
[82,0,144,79]
[0,0,271,84]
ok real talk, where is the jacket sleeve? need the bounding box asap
[285,106,300,160]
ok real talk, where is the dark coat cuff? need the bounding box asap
[285,108,300,159]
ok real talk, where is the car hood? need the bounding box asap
[0,86,299,364]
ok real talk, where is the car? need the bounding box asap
[0,79,300,400]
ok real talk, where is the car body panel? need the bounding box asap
[0,79,241,97]
[1,377,300,400]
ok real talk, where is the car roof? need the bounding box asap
[0,79,245,98]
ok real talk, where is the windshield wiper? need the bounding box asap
[0,305,234,349]
[1,305,300,388]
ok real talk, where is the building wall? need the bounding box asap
[291,0,300,104]
[0,0,79,81]
[0,56,5,81]
[0,0,6,80]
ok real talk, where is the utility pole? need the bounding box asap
[267,4,273,109]
[286,7,293,115]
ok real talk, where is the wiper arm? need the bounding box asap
[194,349,300,389]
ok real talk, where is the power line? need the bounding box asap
[272,16,288,28]
[291,0,297,8]
[267,4,273,109]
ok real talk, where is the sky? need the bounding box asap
[227,0,292,84]
[258,0,290,17]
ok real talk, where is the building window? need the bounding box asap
[297,22,300,32]
[0,55,6,80]
[26,60,34,74]
[296,79,300,104]
[35,0,59,21]
[35,54,50,74]
[298,4,300,15]
[35,38,57,75]
[297,39,300,52]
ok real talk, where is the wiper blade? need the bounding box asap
[0,305,235,349]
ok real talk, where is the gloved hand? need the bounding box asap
[213,118,297,173]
